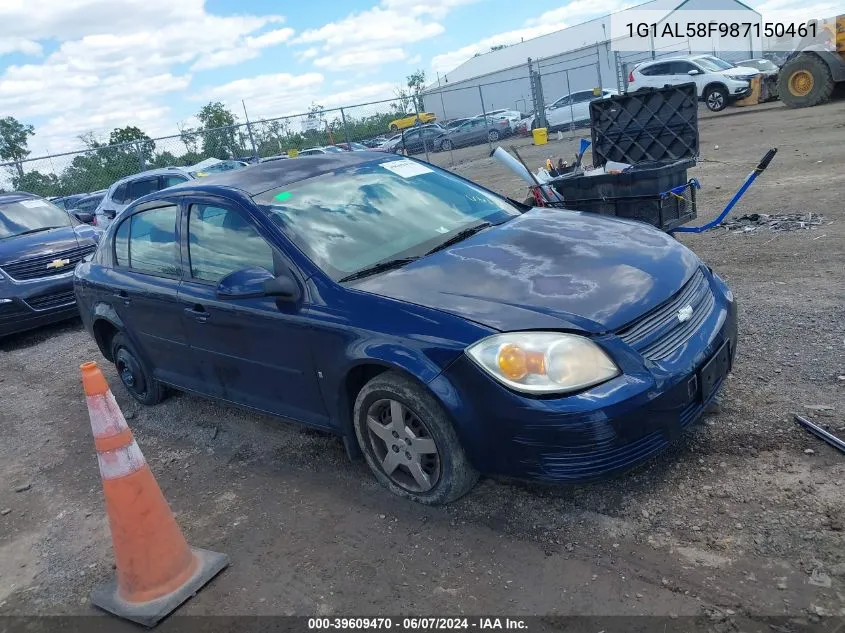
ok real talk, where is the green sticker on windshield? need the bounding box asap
[274,191,292,202]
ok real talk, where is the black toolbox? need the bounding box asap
[550,83,699,231]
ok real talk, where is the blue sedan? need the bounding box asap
[74,152,736,505]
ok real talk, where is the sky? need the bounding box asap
[0,0,833,157]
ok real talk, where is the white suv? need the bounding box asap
[527,89,618,131]
[629,55,758,112]
[93,167,195,229]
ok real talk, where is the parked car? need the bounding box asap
[526,89,618,131]
[50,194,87,211]
[298,146,347,156]
[736,58,779,77]
[361,136,390,148]
[259,154,290,163]
[443,118,471,129]
[1,192,100,337]
[191,159,249,176]
[473,109,523,130]
[629,55,758,111]
[337,142,370,151]
[378,134,404,153]
[395,124,446,155]
[388,112,437,131]
[93,167,196,229]
[434,117,510,151]
[67,190,106,224]
[74,152,736,504]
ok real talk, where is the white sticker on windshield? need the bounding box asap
[20,199,50,208]
[380,159,433,178]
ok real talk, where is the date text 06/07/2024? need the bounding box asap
[307,618,528,630]
[625,21,817,39]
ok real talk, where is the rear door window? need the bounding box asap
[641,62,670,76]
[187,204,275,283]
[126,178,159,203]
[116,206,181,276]
[161,175,189,188]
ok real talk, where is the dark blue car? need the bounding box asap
[1,192,99,337]
[74,153,736,504]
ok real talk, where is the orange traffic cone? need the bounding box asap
[81,361,228,627]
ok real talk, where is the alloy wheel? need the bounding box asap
[365,399,441,493]
[707,92,724,111]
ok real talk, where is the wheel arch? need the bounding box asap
[91,303,124,362]
[702,81,729,98]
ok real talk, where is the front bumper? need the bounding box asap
[0,273,80,337]
[432,273,737,483]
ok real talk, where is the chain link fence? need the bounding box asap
[1,33,744,200]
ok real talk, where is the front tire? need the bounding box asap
[778,55,835,108]
[353,371,479,505]
[440,139,453,151]
[110,332,166,406]
[704,85,729,112]
[488,129,500,142]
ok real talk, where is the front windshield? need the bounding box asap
[254,158,521,280]
[0,198,74,240]
[697,56,734,71]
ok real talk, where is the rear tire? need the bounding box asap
[487,130,500,142]
[389,123,399,131]
[440,139,453,151]
[353,371,479,505]
[110,333,166,406]
[778,54,835,108]
[704,85,729,112]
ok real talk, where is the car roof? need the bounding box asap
[166,151,386,197]
[109,166,192,188]
[0,191,40,204]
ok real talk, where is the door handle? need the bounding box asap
[112,290,130,305]
[184,305,210,323]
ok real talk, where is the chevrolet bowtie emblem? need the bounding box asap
[677,304,694,323]
[46,258,71,270]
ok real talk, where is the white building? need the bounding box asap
[423,0,763,120]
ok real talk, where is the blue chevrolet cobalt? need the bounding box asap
[74,153,736,504]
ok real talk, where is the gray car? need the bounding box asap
[434,117,510,151]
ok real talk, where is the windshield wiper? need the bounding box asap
[425,222,491,256]
[338,257,420,283]
[12,226,63,237]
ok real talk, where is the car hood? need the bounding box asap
[724,65,760,77]
[351,209,701,333]
[0,225,94,266]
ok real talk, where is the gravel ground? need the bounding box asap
[1,100,843,627]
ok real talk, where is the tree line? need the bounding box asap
[0,71,428,199]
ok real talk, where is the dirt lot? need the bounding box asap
[1,101,844,627]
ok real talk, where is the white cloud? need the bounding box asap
[190,27,295,71]
[314,48,408,70]
[292,0,476,71]
[200,72,397,121]
[0,0,291,154]
[0,37,43,57]
[431,0,633,74]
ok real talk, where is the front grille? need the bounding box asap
[617,268,714,361]
[0,244,95,281]
[25,289,77,311]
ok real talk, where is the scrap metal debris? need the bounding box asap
[717,212,828,233]
[794,414,845,454]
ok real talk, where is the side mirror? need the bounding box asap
[74,211,94,224]
[216,267,300,302]
[687,69,702,76]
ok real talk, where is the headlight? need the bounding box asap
[466,332,619,394]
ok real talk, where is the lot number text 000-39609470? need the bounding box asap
[625,21,817,39]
